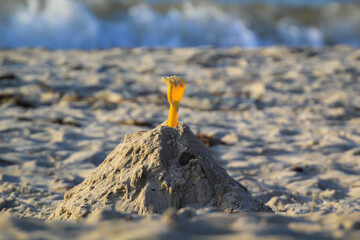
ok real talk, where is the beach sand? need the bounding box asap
[0,46,359,239]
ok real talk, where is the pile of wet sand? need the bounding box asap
[49,122,271,221]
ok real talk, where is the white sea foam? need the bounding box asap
[0,0,358,49]
[0,0,259,49]
[276,18,324,47]
[2,0,97,49]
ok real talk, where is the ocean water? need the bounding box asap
[0,0,359,49]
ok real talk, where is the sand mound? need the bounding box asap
[49,122,271,221]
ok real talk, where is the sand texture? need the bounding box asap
[0,46,360,239]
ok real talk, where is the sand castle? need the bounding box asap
[49,76,271,221]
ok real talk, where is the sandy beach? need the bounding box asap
[0,46,360,239]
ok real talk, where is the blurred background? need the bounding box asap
[0,0,359,49]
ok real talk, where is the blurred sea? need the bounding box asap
[0,0,359,49]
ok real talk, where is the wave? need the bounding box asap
[0,0,359,49]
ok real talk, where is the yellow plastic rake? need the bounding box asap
[161,76,186,127]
